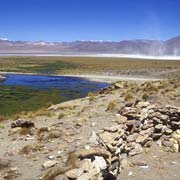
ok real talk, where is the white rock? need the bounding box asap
[92,156,107,172]
[42,160,58,169]
[77,173,90,180]
[47,155,55,160]
[57,150,63,154]
[91,122,96,127]
[85,145,90,150]
[89,131,99,145]
[137,102,150,108]
[139,165,149,169]
[25,137,35,141]
[80,159,91,172]
[104,125,119,133]
[128,171,133,176]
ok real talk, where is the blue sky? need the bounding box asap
[0,0,180,42]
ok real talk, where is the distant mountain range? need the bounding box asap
[0,35,180,56]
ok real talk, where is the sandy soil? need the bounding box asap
[117,143,180,180]
[60,74,163,83]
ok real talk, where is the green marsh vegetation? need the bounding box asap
[0,85,82,118]
[0,57,79,74]
[0,56,180,76]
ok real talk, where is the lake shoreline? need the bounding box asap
[0,75,6,81]
[0,74,109,116]
[0,71,163,83]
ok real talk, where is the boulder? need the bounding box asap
[116,115,127,124]
[65,168,84,179]
[132,160,148,167]
[54,175,69,180]
[92,156,107,171]
[104,126,119,133]
[11,119,35,129]
[80,159,91,172]
[162,140,174,147]
[76,147,111,159]
[99,132,115,144]
[114,82,124,89]
[136,134,149,145]
[126,120,139,127]
[152,133,162,140]
[126,133,138,142]
[129,144,143,156]
[155,124,163,132]
[136,102,150,108]
[172,130,180,140]
[42,160,58,169]
[171,121,180,128]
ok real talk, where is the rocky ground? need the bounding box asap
[0,79,180,180]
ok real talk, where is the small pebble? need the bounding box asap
[128,171,133,176]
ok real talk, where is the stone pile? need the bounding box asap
[61,147,116,180]
[117,102,180,151]
[63,102,180,180]
[11,119,35,129]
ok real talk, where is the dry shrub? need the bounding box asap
[142,93,149,101]
[143,82,159,93]
[37,127,49,134]
[106,100,118,111]
[58,113,66,119]
[11,108,52,120]
[38,129,62,141]
[0,116,6,122]
[19,144,44,155]
[24,108,52,119]
[124,92,134,101]
[88,92,98,102]
[57,104,77,111]
[19,127,34,135]
[0,124,5,129]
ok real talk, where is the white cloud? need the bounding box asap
[0,38,8,41]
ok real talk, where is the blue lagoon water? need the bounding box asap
[2,74,109,99]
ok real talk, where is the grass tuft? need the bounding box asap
[124,92,134,101]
